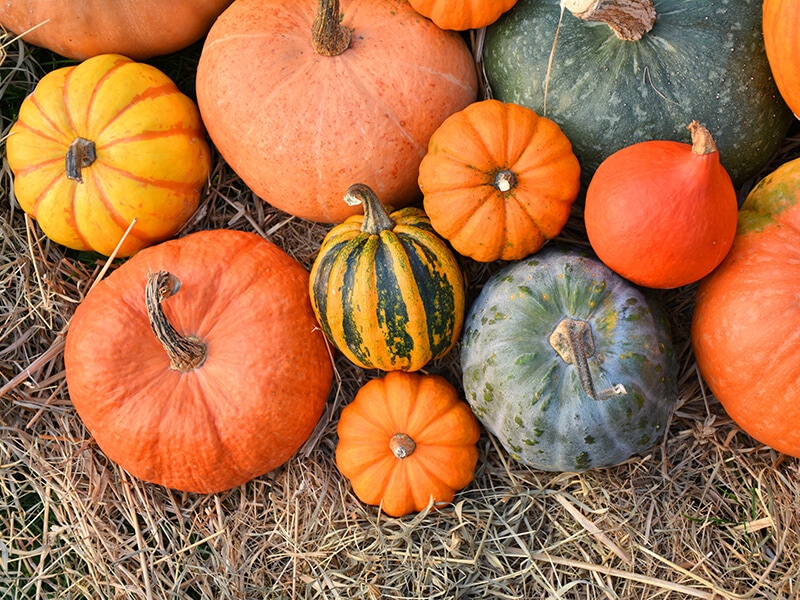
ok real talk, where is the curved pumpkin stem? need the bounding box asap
[312,0,352,57]
[344,183,396,235]
[65,137,97,183]
[562,0,656,41]
[145,270,207,371]
[389,433,416,459]
[688,121,718,156]
[549,318,627,401]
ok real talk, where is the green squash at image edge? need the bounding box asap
[460,244,679,472]
[483,0,794,187]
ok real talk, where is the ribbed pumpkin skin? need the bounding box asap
[0,0,233,60]
[407,0,518,30]
[310,195,465,372]
[336,371,480,517]
[763,0,800,117]
[691,157,800,458]
[461,245,678,471]
[419,99,580,262]
[64,229,333,494]
[483,0,794,186]
[7,54,211,257]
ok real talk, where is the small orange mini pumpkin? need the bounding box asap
[418,99,581,262]
[408,0,519,30]
[336,371,481,517]
[763,0,800,117]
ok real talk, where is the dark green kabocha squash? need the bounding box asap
[483,0,793,187]
[460,244,679,471]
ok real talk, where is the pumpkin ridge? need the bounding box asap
[9,106,74,149]
[78,171,156,246]
[88,75,179,136]
[65,55,129,134]
[88,160,208,195]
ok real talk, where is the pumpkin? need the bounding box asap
[482,0,794,187]
[584,121,738,289]
[0,0,233,60]
[64,229,333,493]
[763,0,800,118]
[309,183,465,372]
[195,0,479,223]
[6,54,211,258]
[461,244,678,471]
[691,157,800,458]
[418,99,580,262]
[407,0,519,30]
[336,370,481,517]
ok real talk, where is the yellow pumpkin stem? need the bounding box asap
[344,183,396,235]
[312,0,352,56]
[145,270,208,371]
[562,0,656,41]
[389,433,416,459]
[65,137,97,183]
[549,318,627,401]
[687,121,718,156]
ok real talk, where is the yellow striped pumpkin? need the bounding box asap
[7,53,211,257]
[310,184,466,372]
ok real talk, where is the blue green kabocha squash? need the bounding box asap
[460,244,679,471]
[482,0,793,187]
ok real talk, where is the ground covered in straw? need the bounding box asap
[2,28,800,600]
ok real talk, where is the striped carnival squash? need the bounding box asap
[309,183,465,372]
[461,244,678,471]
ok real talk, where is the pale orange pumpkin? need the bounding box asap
[419,99,580,262]
[336,371,480,517]
[64,229,333,494]
[7,54,211,257]
[0,0,234,60]
[196,0,479,223]
[763,0,800,118]
[408,0,519,30]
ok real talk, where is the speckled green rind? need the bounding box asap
[483,0,793,187]
[460,244,679,471]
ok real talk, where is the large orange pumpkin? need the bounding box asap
[763,0,800,118]
[0,0,233,60]
[691,157,800,458]
[64,229,333,494]
[6,54,211,257]
[336,371,480,517]
[195,0,479,223]
[418,99,581,262]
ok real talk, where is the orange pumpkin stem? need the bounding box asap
[344,183,396,235]
[687,121,718,156]
[549,318,627,401]
[312,0,352,57]
[65,137,97,183]
[389,433,417,459]
[145,270,208,372]
[562,0,656,41]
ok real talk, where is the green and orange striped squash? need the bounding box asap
[6,54,211,257]
[309,183,466,372]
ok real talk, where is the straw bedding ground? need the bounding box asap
[2,29,800,600]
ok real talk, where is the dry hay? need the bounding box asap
[2,31,800,600]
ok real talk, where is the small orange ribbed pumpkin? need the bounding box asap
[196,0,478,223]
[418,99,580,262]
[407,0,518,30]
[336,371,480,517]
[763,0,800,117]
[7,54,211,257]
[584,121,738,289]
[64,229,333,494]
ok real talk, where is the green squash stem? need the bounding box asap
[65,137,97,183]
[549,318,627,401]
[146,270,207,371]
[312,0,352,56]
[344,183,396,235]
[562,0,656,41]
[389,433,416,459]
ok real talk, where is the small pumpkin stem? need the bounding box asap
[494,170,517,193]
[145,270,207,372]
[549,318,627,401]
[312,0,352,57]
[389,433,416,459]
[562,0,656,41]
[687,121,718,156]
[344,183,396,235]
[65,137,97,183]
